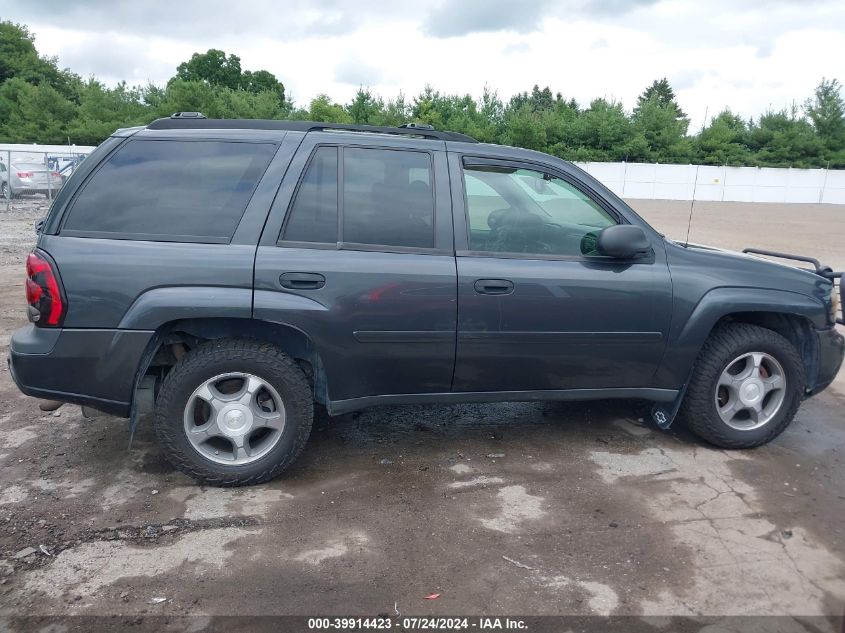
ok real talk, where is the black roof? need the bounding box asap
[146,117,478,143]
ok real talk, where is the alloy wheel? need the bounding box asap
[714,352,787,431]
[183,372,286,465]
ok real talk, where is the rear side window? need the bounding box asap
[343,148,434,249]
[282,146,338,243]
[62,139,275,241]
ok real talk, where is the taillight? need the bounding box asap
[25,251,65,326]
[17,171,33,178]
[51,171,60,179]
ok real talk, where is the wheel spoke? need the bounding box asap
[718,372,741,389]
[195,382,216,402]
[747,403,764,423]
[762,373,784,393]
[236,375,264,405]
[231,433,250,461]
[190,419,222,437]
[195,383,227,416]
[733,356,756,381]
[719,398,742,419]
[255,410,285,430]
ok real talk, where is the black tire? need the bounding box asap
[678,323,804,449]
[1,181,9,200]
[154,338,313,486]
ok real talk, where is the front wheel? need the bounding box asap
[1,181,9,200]
[679,323,805,448]
[154,339,314,486]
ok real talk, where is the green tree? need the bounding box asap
[66,80,150,144]
[695,109,751,165]
[634,77,686,119]
[0,77,77,142]
[804,78,845,152]
[747,106,825,167]
[308,94,351,123]
[175,49,242,90]
[632,90,691,162]
[501,104,546,151]
[0,21,79,99]
[242,69,285,108]
[569,98,637,161]
[411,86,445,128]
[380,92,410,127]
[153,79,286,120]
[347,87,384,124]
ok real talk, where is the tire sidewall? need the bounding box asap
[155,345,311,482]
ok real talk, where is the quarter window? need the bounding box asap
[463,166,617,257]
[283,146,338,243]
[63,139,275,241]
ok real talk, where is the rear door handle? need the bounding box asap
[474,279,515,295]
[280,272,326,290]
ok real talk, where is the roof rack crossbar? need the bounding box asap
[145,118,478,143]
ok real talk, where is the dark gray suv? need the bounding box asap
[8,115,844,486]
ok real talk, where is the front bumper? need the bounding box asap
[7,324,153,417]
[810,325,845,395]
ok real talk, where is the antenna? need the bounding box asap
[684,164,700,247]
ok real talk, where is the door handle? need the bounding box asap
[474,279,515,295]
[280,272,326,290]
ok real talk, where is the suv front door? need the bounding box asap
[449,154,673,394]
[254,133,457,408]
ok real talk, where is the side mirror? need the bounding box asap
[596,225,651,259]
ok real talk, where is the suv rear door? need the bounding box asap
[254,133,456,408]
[448,152,673,394]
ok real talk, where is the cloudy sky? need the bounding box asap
[5,0,845,129]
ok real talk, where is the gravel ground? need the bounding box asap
[0,197,843,630]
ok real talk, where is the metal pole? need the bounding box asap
[5,150,10,212]
[621,159,628,198]
[819,162,830,204]
[46,152,52,202]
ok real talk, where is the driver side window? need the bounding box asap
[463,165,617,257]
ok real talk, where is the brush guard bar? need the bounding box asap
[743,248,844,325]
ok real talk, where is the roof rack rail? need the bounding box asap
[145,118,478,143]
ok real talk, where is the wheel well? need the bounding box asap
[712,311,818,390]
[140,318,328,405]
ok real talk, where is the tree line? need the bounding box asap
[1,20,844,168]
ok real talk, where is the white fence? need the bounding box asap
[574,162,845,205]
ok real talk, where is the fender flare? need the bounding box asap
[654,286,826,388]
[118,286,253,330]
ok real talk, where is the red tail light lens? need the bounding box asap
[25,251,65,326]
[51,171,60,179]
[17,171,33,178]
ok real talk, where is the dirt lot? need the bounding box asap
[0,198,843,630]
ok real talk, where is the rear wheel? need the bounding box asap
[679,323,804,448]
[154,339,313,486]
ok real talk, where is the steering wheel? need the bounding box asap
[580,231,600,257]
